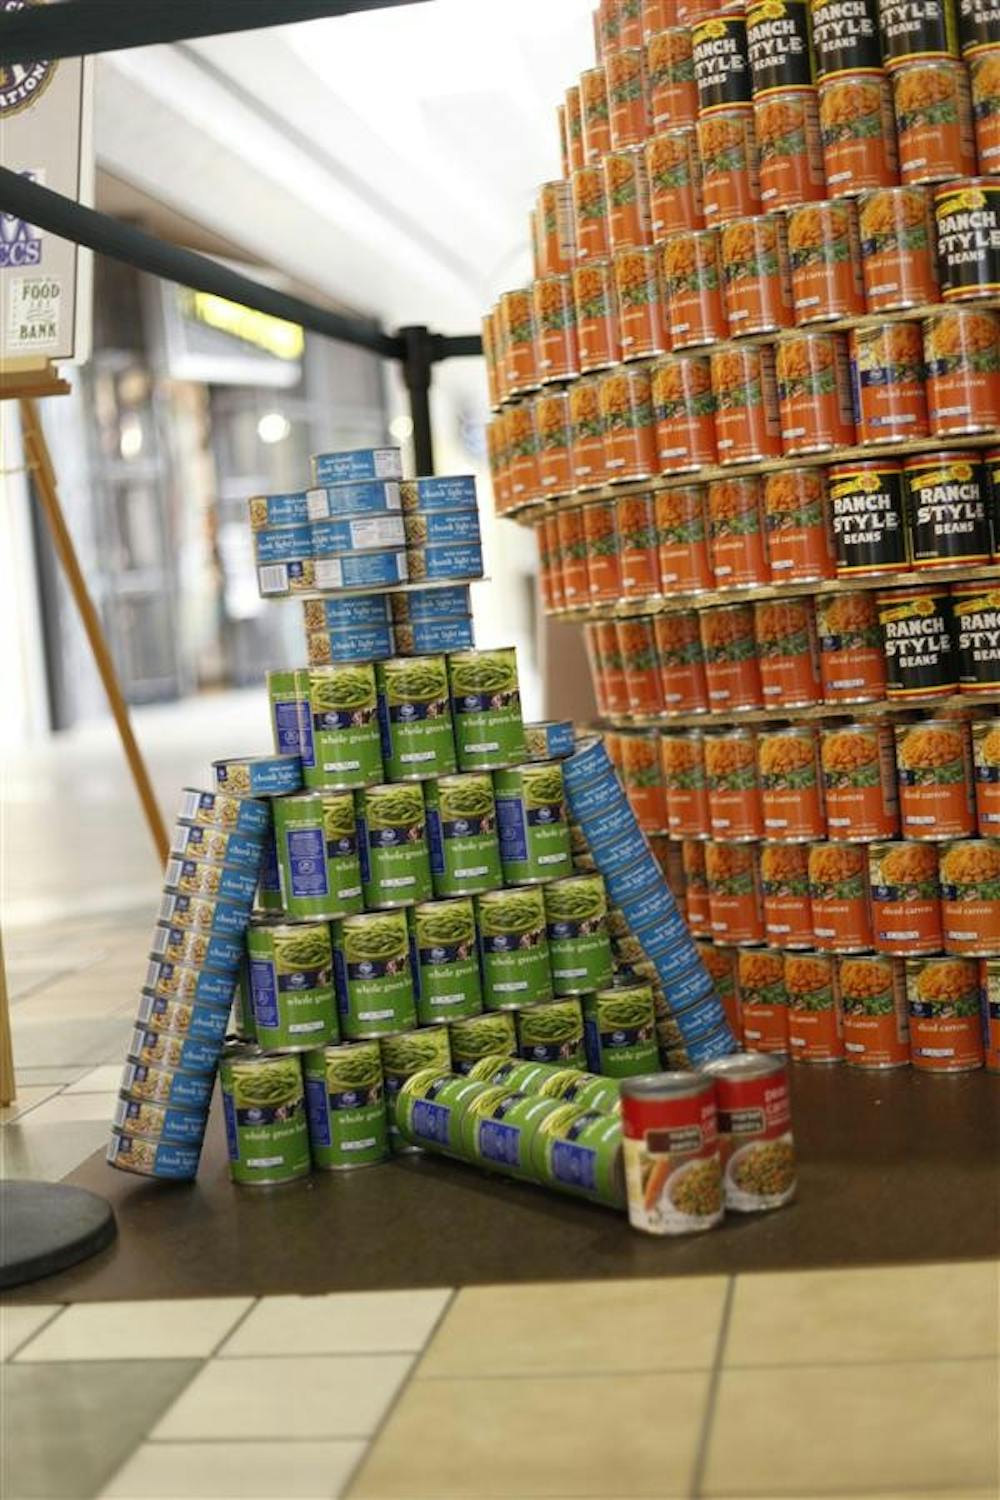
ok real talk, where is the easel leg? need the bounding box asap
[0,927,14,1107]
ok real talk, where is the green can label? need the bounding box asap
[376,656,457,781]
[544,875,613,995]
[529,1102,625,1208]
[380,1027,453,1150]
[476,888,553,1010]
[220,1050,311,1186]
[274,792,363,921]
[425,775,503,897]
[583,985,659,1078]
[303,1041,388,1169]
[517,999,586,1068]
[396,1069,488,1149]
[448,648,527,771]
[246,922,338,1052]
[411,899,483,1023]
[536,1068,621,1113]
[306,665,383,790]
[467,1055,559,1091]
[494,762,572,885]
[449,1011,518,1073]
[459,1086,564,1175]
[334,911,417,1039]
[357,784,433,908]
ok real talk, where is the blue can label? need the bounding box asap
[304,1075,332,1145]
[650,933,703,977]
[285,827,330,899]
[249,958,279,1027]
[400,586,472,621]
[619,883,680,931]
[605,855,662,905]
[688,1022,739,1065]
[322,625,394,661]
[258,831,281,896]
[110,1134,201,1179]
[273,701,304,757]
[406,618,475,653]
[591,829,650,879]
[477,1119,522,1166]
[308,594,392,628]
[496,797,528,862]
[563,739,614,788]
[249,492,308,529]
[565,772,623,819]
[416,543,483,581]
[122,1064,214,1109]
[410,511,481,545]
[115,1097,207,1144]
[254,523,313,564]
[222,1090,240,1160]
[157,892,252,938]
[670,979,727,1036]
[575,794,633,846]
[403,475,477,511]
[311,449,403,484]
[551,1138,598,1192]
[410,1097,452,1146]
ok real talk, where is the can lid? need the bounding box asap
[619,1070,711,1099]
[702,1052,787,1080]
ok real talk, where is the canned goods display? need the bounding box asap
[851,324,930,445]
[924,308,1000,435]
[838,954,911,1067]
[858,187,939,312]
[647,129,704,237]
[808,840,873,950]
[662,230,727,350]
[869,840,944,953]
[375,656,456,782]
[763,468,836,581]
[760,843,814,946]
[710,344,782,462]
[827,462,909,577]
[758,726,826,837]
[818,73,899,194]
[895,719,976,835]
[704,728,764,839]
[738,947,790,1053]
[600,368,658,483]
[708,478,769,587]
[785,951,845,1061]
[754,599,822,706]
[787,200,865,323]
[776,330,856,454]
[821,724,900,839]
[705,840,765,941]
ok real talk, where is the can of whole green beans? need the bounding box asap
[544,875,614,995]
[245,921,338,1052]
[425,774,503,897]
[411,898,483,1023]
[273,792,363,921]
[536,1068,621,1113]
[219,1046,311,1186]
[449,1011,518,1073]
[356,783,433,908]
[459,1086,565,1177]
[302,1041,389,1169]
[517,998,586,1067]
[305,664,383,790]
[448,648,527,771]
[476,887,554,1010]
[467,1055,560,1091]
[255,827,284,915]
[582,983,659,1078]
[267,668,313,762]
[530,1103,625,1208]
[494,761,573,885]
[375,656,457,782]
[380,1027,453,1152]
[395,1069,490,1151]
[334,910,417,1039]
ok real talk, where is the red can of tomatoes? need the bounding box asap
[940,838,1000,954]
[702,1052,796,1211]
[505,400,542,506]
[701,603,764,710]
[737,948,790,1052]
[535,390,574,499]
[906,956,984,1072]
[808,841,874,951]
[858,186,940,312]
[705,728,764,841]
[583,498,625,603]
[655,611,711,710]
[618,616,665,713]
[719,214,794,337]
[557,505,590,607]
[601,363,659,481]
[817,73,900,195]
[924,307,1000,436]
[708,477,771,588]
[662,229,727,350]
[647,27,699,127]
[655,485,715,591]
[763,468,836,582]
[839,954,911,1068]
[574,260,620,375]
[785,951,845,1063]
[620,1072,723,1236]
[662,729,711,836]
[604,146,653,251]
[614,247,668,361]
[682,838,712,934]
[616,492,662,598]
[532,275,579,385]
[820,723,900,840]
[816,592,889,704]
[581,66,613,162]
[850,323,930,445]
[760,843,814,948]
[621,729,670,831]
[651,356,718,472]
[706,841,766,943]
[758,724,827,838]
[606,46,652,148]
[787,198,866,323]
[572,164,611,262]
[710,343,783,463]
[893,59,976,185]
[646,128,705,236]
[697,108,763,226]
[776,330,857,455]
[569,376,608,489]
[869,840,944,955]
[755,91,827,210]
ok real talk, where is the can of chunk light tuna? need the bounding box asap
[333,910,417,1039]
[411,898,483,1023]
[477,887,554,1010]
[273,792,363,922]
[621,1073,724,1235]
[703,1052,797,1210]
[178,786,271,838]
[448,649,527,771]
[303,1040,389,1169]
[219,1047,311,1186]
[107,1131,202,1180]
[375,656,456,782]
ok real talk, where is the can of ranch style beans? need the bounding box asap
[246,921,338,1053]
[302,1040,389,1170]
[375,655,457,782]
[219,1046,312,1187]
[448,648,528,771]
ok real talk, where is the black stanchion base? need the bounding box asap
[0,1182,116,1289]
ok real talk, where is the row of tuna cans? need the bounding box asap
[300,585,475,664]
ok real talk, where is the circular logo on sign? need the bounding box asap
[0,1,58,117]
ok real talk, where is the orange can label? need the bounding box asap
[581,66,612,162]
[500,288,538,395]
[647,28,698,126]
[651,356,717,472]
[537,180,576,276]
[697,940,742,1040]
[858,186,939,312]
[705,730,764,840]
[972,720,1000,834]
[682,838,712,934]
[818,74,900,194]
[593,620,630,714]
[505,402,541,503]
[707,478,770,587]
[895,721,976,838]
[533,276,579,384]
[573,261,620,374]
[655,485,714,591]
[738,949,790,1052]
[654,611,710,711]
[646,128,704,236]
[970,52,1000,176]
[615,247,668,360]
[701,604,764,710]
[894,61,976,185]
[618,617,664,713]
[707,842,765,943]
[697,109,762,226]
[662,731,711,836]
[710,345,783,463]
[616,492,662,597]
[763,468,836,581]
[662,230,727,349]
[785,953,844,1062]
[601,365,658,480]
[808,842,873,951]
[571,165,610,261]
[821,724,900,840]
[619,0,644,48]
[940,839,1000,955]
[557,506,590,604]
[606,46,651,148]
[758,727,826,838]
[755,92,827,211]
[838,955,911,1067]
[776,331,857,454]
[621,730,669,831]
[760,844,813,947]
[924,308,1000,436]
[815,592,887,703]
[720,214,794,337]
[583,499,624,603]
[851,323,929,444]
[753,600,823,708]
[604,148,653,250]
[569,377,608,487]
[536,391,574,498]
[906,957,984,1070]
[542,513,565,611]
[869,841,943,955]
[787,199,865,323]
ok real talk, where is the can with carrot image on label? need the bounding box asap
[582,499,624,604]
[537,180,576,276]
[535,391,574,499]
[662,730,712,836]
[753,598,823,707]
[939,837,1000,954]
[785,951,844,1062]
[858,186,939,311]
[877,588,958,698]
[532,275,579,384]
[970,48,1000,172]
[593,620,630,714]
[569,376,608,489]
[704,728,764,840]
[817,73,900,193]
[869,839,943,954]
[838,953,911,1066]
[647,26,699,126]
[808,841,873,950]
[571,164,610,262]
[696,939,743,1039]
[505,401,541,507]
[816,592,888,703]
[606,45,651,149]
[500,289,539,396]
[654,485,715,591]
[700,602,764,710]
[620,1073,724,1236]
[720,214,794,336]
[710,343,783,463]
[556,506,590,606]
[604,146,653,250]
[573,260,620,375]
[851,323,930,446]
[683,838,713,934]
[707,477,771,587]
[614,247,668,361]
[895,719,976,837]
[646,128,705,236]
[755,91,827,209]
[776,329,856,454]
[904,454,992,568]
[761,842,814,947]
[972,718,1000,831]
[893,59,976,184]
[600,364,658,482]
[820,723,899,840]
[655,611,711,711]
[706,840,766,942]
[763,467,836,581]
[737,948,790,1053]
[787,198,865,322]
[617,492,662,598]
[905,955,985,1070]
[923,307,1000,436]
[621,730,670,832]
[618,616,665,714]
[758,725,827,839]
[952,583,1000,693]
[979,957,1000,1071]
[697,107,763,226]
[828,461,909,577]
[662,229,727,349]
[651,356,717,472]
[581,65,613,162]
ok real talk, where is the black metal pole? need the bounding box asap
[399,325,435,476]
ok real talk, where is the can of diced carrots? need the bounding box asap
[583,499,624,604]
[537,181,576,275]
[869,839,943,954]
[776,330,857,454]
[581,66,613,162]
[838,953,911,1068]
[536,519,555,614]
[763,468,836,581]
[505,401,542,507]
[655,611,711,710]
[704,728,764,840]
[662,229,727,349]
[569,376,609,489]
[858,185,940,312]
[760,843,814,948]
[566,83,586,172]
[618,616,665,714]
[719,214,794,337]
[827,461,910,577]
[557,506,589,607]
[952,583,1000,694]
[696,939,743,1039]
[646,130,704,242]
[614,247,668,361]
[710,343,783,462]
[543,512,566,611]
[701,603,764,710]
[851,323,930,446]
[655,485,715,591]
[572,164,611,262]
[895,719,976,836]
[662,729,712,836]
[606,46,651,149]
[923,307,1000,436]
[707,477,771,587]
[787,198,866,322]
[601,364,659,481]
[905,955,985,1071]
[620,0,645,49]
[682,837,713,934]
[737,948,790,1052]
[536,390,574,499]
[585,624,609,714]
[533,275,580,385]
[500,289,539,397]
[621,729,670,831]
[893,59,976,184]
[817,73,900,194]
[595,619,631,716]
[820,723,900,839]
[972,719,1000,832]
[753,597,823,707]
[785,951,845,1063]
[808,841,873,951]
[706,841,766,943]
[816,592,889,704]
[574,260,621,375]
[486,414,510,516]
[651,355,718,471]
[877,588,958,699]
[616,492,662,598]
[904,454,992,569]
[755,92,827,210]
[758,725,827,839]
[643,0,678,42]
[604,146,653,250]
[647,27,699,126]
[697,108,763,226]
[970,50,1000,174]
[939,838,1000,954]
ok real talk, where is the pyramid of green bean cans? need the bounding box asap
[108,444,733,1195]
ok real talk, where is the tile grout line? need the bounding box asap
[2,1304,68,1362]
[690,1274,737,1500]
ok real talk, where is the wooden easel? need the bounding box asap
[0,364,168,1106]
